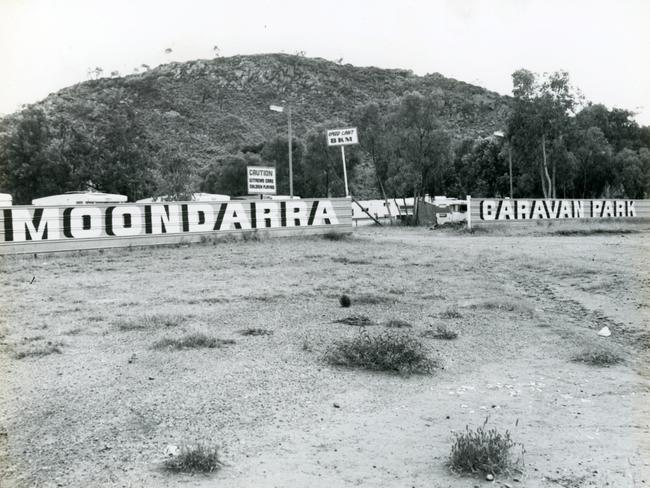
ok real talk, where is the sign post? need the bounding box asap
[247,166,277,195]
[326,127,358,198]
[270,104,293,197]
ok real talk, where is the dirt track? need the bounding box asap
[1,225,649,487]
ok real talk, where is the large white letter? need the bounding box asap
[69,207,103,239]
[285,201,308,227]
[187,204,215,232]
[310,201,339,226]
[220,203,251,230]
[11,208,61,241]
[255,201,280,228]
[480,200,497,220]
[109,206,142,236]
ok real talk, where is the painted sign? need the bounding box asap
[467,198,650,228]
[247,166,276,194]
[327,128,358,146]
[0,199,352,254]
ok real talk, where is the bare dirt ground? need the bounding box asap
[1,224,649,487]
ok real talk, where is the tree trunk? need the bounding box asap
[378,179,393,222]
[541,135,552,198]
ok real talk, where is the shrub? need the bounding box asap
[116,314,186,331]
[440,306,462,319]
[164,443,224,473]
[322,231,350,241]
[572,347,623,366]
[355,294,393,305]
[422,325,458,340]
[334,315,375,327]
[385,319,412,328]
[153,333,235,350]
[332,257,371,265]
[449,421,521,475]
[339,294,351,307]
[239,328,273,336]
[15,342,63,359]
[325,330,436,374]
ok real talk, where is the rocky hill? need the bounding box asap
[10,53,511,158]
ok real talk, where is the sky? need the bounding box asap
[1,0,649,124]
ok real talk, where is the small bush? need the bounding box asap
[15,342,63,359]
[164,443,224,473]
[550,228,637,236]
[355,294,393,305]
[339,294,351,307]
[332,257,371,265]
[116,314,186,331]
[334,315,375,327]
[323,231,350,241]
[325,330,436,374]
[385,319,412,328]
[470,299,533,315]
[572,347,623,366]
[440,306,462,319]
[449,421,521,475]
[239,328,273,336]
[153,334,235,350]
[423,325,458,340]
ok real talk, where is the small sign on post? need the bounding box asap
[327,128,358,146]
[247,166,277,195]
[327,127,358,197]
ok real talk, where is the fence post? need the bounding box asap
[466,195,472,230]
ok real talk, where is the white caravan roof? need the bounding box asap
[32,192,128,206]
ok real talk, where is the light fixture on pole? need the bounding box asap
[270,104,293,198]
[493,131,513,199]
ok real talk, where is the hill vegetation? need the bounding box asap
[0,53,648,204]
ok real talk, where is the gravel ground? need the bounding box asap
[1,225,649,487]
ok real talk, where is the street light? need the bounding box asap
[494,131,513,199]
[270,103,293,197]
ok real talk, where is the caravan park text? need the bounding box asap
[479,199,636,221]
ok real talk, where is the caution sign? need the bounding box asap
[247,166,276,195]
[327,128,358,146]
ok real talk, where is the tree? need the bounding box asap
[388,92,451,198]
[613,148,648,198]
[261,136,305,196]
[200,153,264,196]
[572,126,612,198]
[1,108,60,203]
[352,102,391,198]
[508,69,581,198]
[302,124,359,198]
[152,145,197,200]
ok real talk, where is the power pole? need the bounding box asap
[287,105,293,198]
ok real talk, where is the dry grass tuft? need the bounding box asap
[422,326,458,340]
[153,334,235,350]
[440,306,462,319]
[239,328,273,336]
[385,319,412,328]
[449,420,522,476]
[469,299,533,315]
[572,346,623,366]
[325,330,436,374]
[355,294,394,305]
[15,341,63,359]
[164,443,224,474]
[322,231,350,241]
[332,257,371,265]
[334,315,375,327]
[116,314,187,331]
